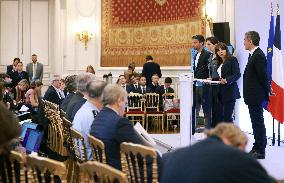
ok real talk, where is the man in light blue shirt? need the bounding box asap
[72,80,107,160]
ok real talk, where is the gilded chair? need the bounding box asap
[120,142,158,183]
[144,93,164,132]
[1,151,27,183]
[70,128,88,183]
[88,135,106,163]
[62,117,74,183]
[80,161,128,183]
[125,93,145,127]
[26,154,67,183]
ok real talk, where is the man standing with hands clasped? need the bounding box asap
[243,31,270,159]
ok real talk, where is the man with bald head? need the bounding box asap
[73,80,107,160]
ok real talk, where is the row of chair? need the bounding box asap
[42,100,159,182]
[125,92,180,131]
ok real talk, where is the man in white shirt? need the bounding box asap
[72,80,107,160]
[137,76,152,94]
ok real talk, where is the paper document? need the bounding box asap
[19,105,29,112]
[134,123,156,146]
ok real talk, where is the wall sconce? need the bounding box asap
[77,30,93,50]
[201,14,213,37]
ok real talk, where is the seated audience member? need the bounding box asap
[90,84,157,170]
[11,61,29,87]
[0,103,21,155]
[161,123,273,183]
[86,65,96,75]
[6,58,20,77]
[0,77,14,110]
[155,77,174,110]
[66,73,94,121]
[148,74,160,92]
[73,80,107,160]
[25,80,43,109]
[118,75,132,93]
[43,75,63,105]
[59,78,66,98]
[61,75,77,111]
[127,74,140,93]
[137,76,152,94]
[11,79,29,104]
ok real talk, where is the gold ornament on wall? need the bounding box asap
[77,31,93,50]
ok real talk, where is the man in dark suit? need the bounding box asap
[90,84,156,171]
[192,35,212,133]
[44,75,64,105]
[11,61,29,87]
[6,58,20,77]
[65,73,94,121]
[142,55,162,86]
[137,76,152,94]
[60,75,77,111]
[243,31,269,159]
[148,74,160,92]
[161,123,272,183]
[155,77,174,110]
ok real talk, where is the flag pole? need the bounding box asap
[278,121,281,146]
[270,0,275,146]
[272,118,275,146]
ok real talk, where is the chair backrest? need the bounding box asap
[145,93,160,111]
[62,117,73,149]
[2,151,27,183]
[70,127,87,162]
[60,109,67,119]
[127,93,144,111]
[88,135,106,163]
[26,154,67,183]
[120,142,158,183]
[80,161,128,183]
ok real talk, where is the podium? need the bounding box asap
[179,73,193,147]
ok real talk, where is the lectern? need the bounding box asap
[179,73,193,147]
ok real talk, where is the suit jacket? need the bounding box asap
[26,62,43,82]
[149,83,160,93]
[6,65,14,77]
[161,136,272,183]
[142,61,162,86]
[126,84,139,93]
[70,98,87,121]
[137,85,152,94]
[193,48,211,79]
[43,85,63,105]
[219,56,241,103]
[90,107,143,170]
[11,71,29,87]
[65,92,86,120]
[60,92,75,111]
[243,48,269,105]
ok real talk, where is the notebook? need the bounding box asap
[22,128,43,154]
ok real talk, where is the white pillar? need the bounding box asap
[179,73,193,147]
[53,0,63,75]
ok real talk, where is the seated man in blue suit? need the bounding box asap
[90,84,160,180]
[161,123,273,183]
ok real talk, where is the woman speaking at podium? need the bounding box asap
[214,42,241,123]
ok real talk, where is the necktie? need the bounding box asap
[143,87,146,94]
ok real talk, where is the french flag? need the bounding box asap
[267,11,284,124]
